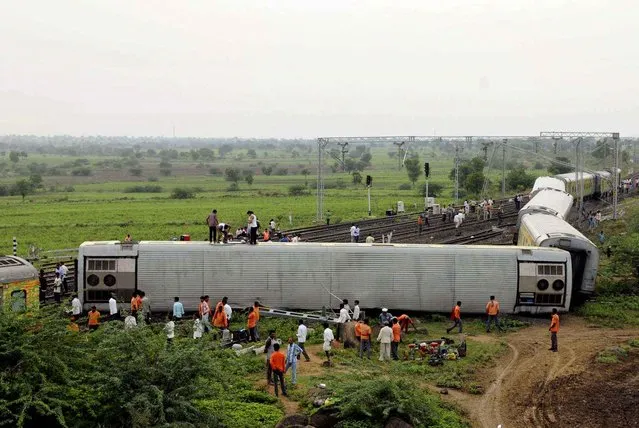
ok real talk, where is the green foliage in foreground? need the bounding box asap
[332,378,468,428]
[0,307,265,428]
[577,296,639,327]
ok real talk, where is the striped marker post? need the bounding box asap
[13,237,17,256]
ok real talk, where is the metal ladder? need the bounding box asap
[260,307,338,323]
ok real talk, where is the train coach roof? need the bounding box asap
[0,256,38,283]
[520,213,596,245]
[554,172,596,182]
[79,240,570,257]
[532,176,565,193]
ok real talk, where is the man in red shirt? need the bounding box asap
[549,308,560,352]
[269,343,287,397]
[446,301,462,334]
[391,318,401,360]
[397,314,416,333]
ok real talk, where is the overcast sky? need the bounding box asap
[1,0,637,138]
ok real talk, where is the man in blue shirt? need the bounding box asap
[173,296,184,320]
[285,337,303,385]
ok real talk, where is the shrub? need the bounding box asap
[0,184,8,197]
[289,185,310,196]
[275,168,289,176]
[196,400,283,428]
[147,177,159,182]
[171,188,196,199]
[71,167,92,176]
[227,183,240,192]
[534,161,545,170]
[64,185,75,193]
[209,167,222,176]
[398,183,412,190]
[160,168,171,176]
[123,185,163,193]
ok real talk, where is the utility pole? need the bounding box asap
[454,144,460,203]
[393,141,405,170]
[501,139,507,198]
[316,138,329,222]
[613,133,620,219]
[337,142,349,172]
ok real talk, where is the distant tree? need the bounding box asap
[198,148,215,161]
[171,187,196,199]
[71,167,92,176]
[547,157,573,175]
[404,156,422,186]
[275,168,289,176]
[247,149,257,159]
[9,151,19,163]
[288,184,310,196]
[146,149,157,157]
[420,182,444,197]
[592,140,612,159]
[129,167,143,177]
[352,171,363,185]
[13,179,31,200]
[225,167,241,183]
[160,168,171,176]
[506,166,535,191]
[360,152,373,167]
[0,184,9,197]
[261,165,273,176]
[449,157,485,185]
[291,150,300,158]
[465,172,486,195]
[190,150,200,161]
[29,173,43,189]
[300,168,311,186]
[244,171,254,186]
[159,160,172,169]
[218,144,233,158]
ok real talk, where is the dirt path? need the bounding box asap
[441,316,639,428]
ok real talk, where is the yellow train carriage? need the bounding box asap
[0,256,39,311]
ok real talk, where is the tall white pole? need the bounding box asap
[367,185,371,216]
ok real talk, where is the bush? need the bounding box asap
[171,188,196,199]
[147,176,159,182]
[71,167,92,176]
[534,161,545,170]
[227,183,240,192]
[196,400,283,428]
[275,168,289,176]
[124,185,163,193]
[209,167,222,176]
[64,185,75,193]
[398,183,412,190]
[289,185,310,196]
[334,378,466,427]
[160,168,171,176]
[0,184,8,196]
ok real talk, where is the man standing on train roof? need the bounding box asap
[71,294,82,321]
[446,301,463,334]
[353,300,361,321]
[108,293,119,321]
[247,211,258,245]
[485,296,503,332]
[417,214,424,235]
[326,209,332,225]
[350,224,357,243]
[391,318,401,360]
[217,222,231,243]
[206,209,219,244]
[549,308,560,352]
[365,234,375,243]
[296,319,311,361]
[269,218,276,235]
[379,308,393,326]
[173,296,184,320]
[354,225,360,242]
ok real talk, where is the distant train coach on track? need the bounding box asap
[0,256,39,311]
[78,241,573,314]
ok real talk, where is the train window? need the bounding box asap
[88,259,117,271]
[552,280,565,291]
[537,279,549,291]
[86,274,100,286]
[103,275,117,287]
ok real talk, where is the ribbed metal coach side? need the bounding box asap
[80,242,573,314]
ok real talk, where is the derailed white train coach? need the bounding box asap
[78,241,573,315]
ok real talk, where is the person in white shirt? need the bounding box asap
[353,300,361,321]
[71,294,82,321]
[109,294,119,320]
[173,296,184,320]
[335,303,351,341]
[193,314,203,339]
[60,262,69,293]
[247,210,258,245]
[165,317,175,347]
[353,225,360,243]
[296,319,311,361]
[342,299,351,314]
[124,314,137,329]
[350,224,357,243]
[323,322,334,365]
[291,234,299,243]
[377,323,393,362]
[53,272,62,303]
[223,302,232,324]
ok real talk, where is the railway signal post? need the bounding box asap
[424,162,430,210]
[366,175,373,216]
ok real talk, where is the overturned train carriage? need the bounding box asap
[0,256,39,311]
[78,241,572,314]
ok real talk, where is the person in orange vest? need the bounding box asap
[87,306,100,331]
[397,314,416,333]
[263,229,270,242]
[254,301,261,340]
[485,295,503,332]
[391,318,401,360]
[417,214,424,236]
[354,319,362,342]
[213,297,228,329]
[549,308,560,352]
[269,343,287,397]
[446,301,462,334]
[247,306,258,342]
[358,319,372,359]
[130,292,140,315]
